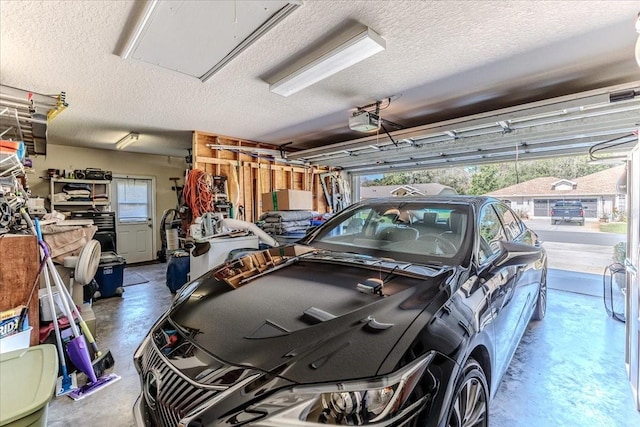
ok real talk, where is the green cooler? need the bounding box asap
[0,345,58,427]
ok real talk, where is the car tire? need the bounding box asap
[580,221,585,226]
[532,270,547,321]
[446,358,489,427]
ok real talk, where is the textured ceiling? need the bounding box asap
[0,0,639,159]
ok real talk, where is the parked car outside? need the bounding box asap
[550,200,585,226]
[133,196,547,427]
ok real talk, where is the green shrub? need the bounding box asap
[613,241,626,264]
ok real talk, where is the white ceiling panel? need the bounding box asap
[123,0,299,80]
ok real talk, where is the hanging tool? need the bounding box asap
[46,91,68,122]
[169,177,183,209]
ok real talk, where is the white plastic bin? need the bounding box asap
[0,327,33,355]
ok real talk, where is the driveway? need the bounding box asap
[523,218,625,277]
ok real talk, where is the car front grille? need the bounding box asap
[139,339,227,426]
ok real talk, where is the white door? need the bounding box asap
[626,139,640,411]
[114,177,154,264]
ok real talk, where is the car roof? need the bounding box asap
[360,195,498,208]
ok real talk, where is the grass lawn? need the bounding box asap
[600,222,627,234]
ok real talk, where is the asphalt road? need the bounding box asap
[522,218,625,275]
[524,218,626,246]
[534,229,624,246]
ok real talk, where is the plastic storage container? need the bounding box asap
[94,252,126,299]
[0,327,33,355]
[0,344,58,427]
[166,253,190,293]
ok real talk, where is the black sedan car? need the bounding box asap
[134,196,547,427]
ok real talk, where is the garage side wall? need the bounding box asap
[192,131,331,222]
[28,144,188,255]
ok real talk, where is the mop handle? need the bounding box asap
[41,249,68,369]
[53,256,100,351]
[25,215,80,337]
[20,210,68,372]
[33,218,83,338]
[26,214,100,353]
[44,256,82,337]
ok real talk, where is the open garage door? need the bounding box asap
[533,198,598,218]
[626,139,640,411]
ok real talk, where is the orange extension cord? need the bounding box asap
[183,169,213,222]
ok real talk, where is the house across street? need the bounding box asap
[488,165,626,219]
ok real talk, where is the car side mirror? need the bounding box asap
[494,240,542,268]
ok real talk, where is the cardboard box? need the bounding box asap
[0,306,27,339]
[261,190,312,211]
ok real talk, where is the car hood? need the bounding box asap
[169,245,450,383]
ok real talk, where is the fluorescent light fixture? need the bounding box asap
[270,27,386,97]
[115,132,139,150]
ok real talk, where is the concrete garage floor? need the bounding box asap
[46,260,640,427]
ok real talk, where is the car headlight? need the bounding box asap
[241,351,436,426]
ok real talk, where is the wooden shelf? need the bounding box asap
[49,178,110,184]
[49,178,111,213]
[53,201,110,206]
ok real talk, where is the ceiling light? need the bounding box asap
[115,132,139,150]
[270,27,386,97]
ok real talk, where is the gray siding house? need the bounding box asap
[487,165,626,219]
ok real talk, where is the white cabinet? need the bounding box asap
[49,178,111,213]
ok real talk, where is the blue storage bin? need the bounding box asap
[166,254,190,293]
[94,252,126,299]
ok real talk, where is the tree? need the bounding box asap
[360,155,608,194]
[469,165,501,194]
[431,168,471,194]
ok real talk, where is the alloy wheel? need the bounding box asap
[539,273,547,316]
[448,375,487,427]
[532,270,547,321]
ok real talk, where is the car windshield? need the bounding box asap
[305,200,472,265]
